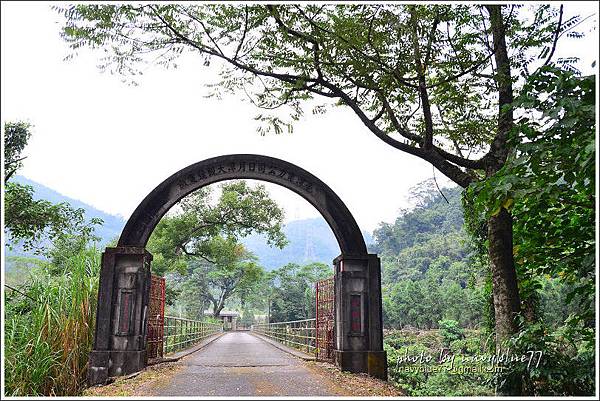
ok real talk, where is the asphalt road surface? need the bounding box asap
[147,331,340,396]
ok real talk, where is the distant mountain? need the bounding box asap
[11,176,126,245]
[4,176,375,271]
[4,176,126,263]
[241,218,374,270]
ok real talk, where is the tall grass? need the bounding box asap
[4,247,100,396]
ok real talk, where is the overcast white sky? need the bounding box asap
[1,2,598,233]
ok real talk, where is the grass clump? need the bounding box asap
[4,247,100,396]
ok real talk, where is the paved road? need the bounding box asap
[147,332,340,396]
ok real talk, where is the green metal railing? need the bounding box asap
[163,316,223,355]
[252,318,316,355]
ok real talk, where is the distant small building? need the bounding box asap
[204,310,240,331]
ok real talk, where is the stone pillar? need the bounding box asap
[333,254,387,380]
[87,247,152,385]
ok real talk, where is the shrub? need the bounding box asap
[500,320,595,396]
[439,319,464,347]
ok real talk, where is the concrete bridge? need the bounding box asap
[141,331,349,396]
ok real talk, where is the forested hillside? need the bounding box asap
[373,182,487,329]
[377,178,594,396]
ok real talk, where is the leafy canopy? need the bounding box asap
[4,121,32,183]
[147,180,287,317]
[463,67,595,395]
[148,180,287,275]
[267,262,332,322]
[56,4,574,187]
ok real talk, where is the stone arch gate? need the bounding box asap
[88,154,387,385]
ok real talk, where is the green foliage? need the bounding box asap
[4,256,47,287]
[385,330,494,396]
[4,247,101,396]
[3,121,103,255]
[464,67,595,395]
[167,237,264,318]
[4,121,32,182]
[502,319,595,396]
[148,181,286,276]
[374,182,465,260]
[4,182,101,253]
[439,319,464,347]
[268,262,332,322]
[375,182,487,330]
[467,68,594,311]
[4,175,126,255]
[149,180,286,318]
[240,309,255,325]
[538,278,586,329]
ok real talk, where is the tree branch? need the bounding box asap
[149,5,478,186]
[5,284,37,302]
[409,6,434,149]
[291,5,420,89]
[234,6,249,61]
[430,16,500,91]
[423,15,440,69]
[543,5,563,66]
[432,166,450,204]
[179,247,217,264]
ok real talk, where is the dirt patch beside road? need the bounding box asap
[82,362,183,397]
[303,360,405,397]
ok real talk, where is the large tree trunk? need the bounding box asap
[212,298,225,318]
[487,208,521,342]
[212,288,232,318]
[485,4,522,342]
[487,206,523,396]
[485,5,523,395]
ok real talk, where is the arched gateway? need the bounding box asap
[88,154,386,384]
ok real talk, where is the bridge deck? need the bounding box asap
[145,331,341,396]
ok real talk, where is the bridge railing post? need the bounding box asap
[186,319,190,349]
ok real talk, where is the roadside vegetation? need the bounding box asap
[385,328,495,396]
[3,3,596,397]
[4,122,104,396]
[4,248,100,396]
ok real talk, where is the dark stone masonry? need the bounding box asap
[88,154,386,385]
